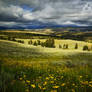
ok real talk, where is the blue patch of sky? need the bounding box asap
[22,5,34,12]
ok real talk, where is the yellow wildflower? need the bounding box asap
[50,81,54,84]
[53,85,59,89]
[61,83,66,86]
[43,81,47,85]
[26,80,30,84]
[50,76,54,79]
[79,76,83,78]
[89,81,92,84]
[24,75,26,78]
[38,85,42,89]
[31,84,36,88]
[72,83,75,86]
[42,87,46,90]
[50,90,57,92]
[46,77,49,80]
[19,77,23,81]
[81,81,88,85]
[89,84,92,87]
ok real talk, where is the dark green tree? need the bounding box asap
[59,44,62,48]
[28,40,33,45]
[83,45,89,51]
[66,44,68,49]
[33,41,38,46]
[37,40,41,45]
[75,43,78,49]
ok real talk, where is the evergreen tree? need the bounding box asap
[37,40,41,45]
[28,40,33,45]
[75,43,78,49]
[33,41,38,46]
[44,38,55,48]
[59,44,62,48]
[63,44,66,49]
[66,44,68,49]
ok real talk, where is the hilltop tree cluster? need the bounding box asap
[28,38,55,48]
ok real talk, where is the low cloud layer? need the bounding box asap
[0,0,92,28]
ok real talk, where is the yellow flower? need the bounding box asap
[43,81,47,85]
[89,81,92,84]
[79,76,83,78]
[53,85,59,89]
[24,75,26,78]
[31,84,36,88]
[46,77,49,80]
[89,84,92,87]
[42,87,46,90]
[26,80,30,84]
[50,76,54,79]
[50,90,57,92]
[61,83,66,86]
[38,85,42,89]
[72,83,75,86]
[50,81,54,84]
[19,77,23,81]
[81,81,88,85]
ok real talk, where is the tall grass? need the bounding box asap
[0,60,92,92]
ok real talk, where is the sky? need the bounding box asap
[0,0,92,29]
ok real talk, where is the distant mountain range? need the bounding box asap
[0,20,92,31]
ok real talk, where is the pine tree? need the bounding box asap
[33,41,38,46]
[28,40,33,45]
[59,44,62,48]
[75,43,78,49]
[63,44,66,49]
[37,40,41,45]
[66,44,68,49]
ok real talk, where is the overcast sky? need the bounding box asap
[0,0,92,28]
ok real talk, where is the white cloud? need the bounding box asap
[0,0,92,27]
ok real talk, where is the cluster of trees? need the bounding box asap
[59,43,91,51]
[59,44,68,49]
[28,38,55,48]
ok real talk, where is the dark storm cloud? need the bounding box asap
[0,0,92,27]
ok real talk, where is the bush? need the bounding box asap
[83,45,89,51]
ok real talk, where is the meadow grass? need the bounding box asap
[0,40,92,92]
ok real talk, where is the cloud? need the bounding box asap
[0,0,92,28]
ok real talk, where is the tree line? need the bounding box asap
[28,39,92,51]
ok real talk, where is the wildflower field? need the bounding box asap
[0,39,92,92]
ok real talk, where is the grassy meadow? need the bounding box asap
[0,31,92,92]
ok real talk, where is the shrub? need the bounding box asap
[83,45,89,51]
